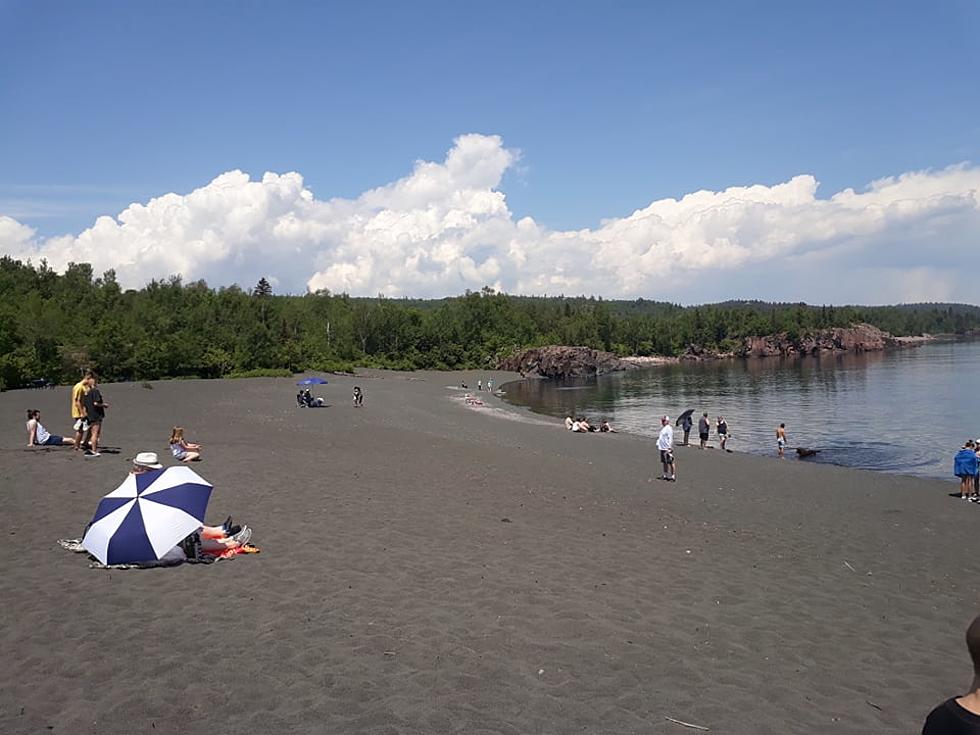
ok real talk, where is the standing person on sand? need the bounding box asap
[82,375,108,458]
[657,416,676,481]
[71,371,92,451]
[717,416,729,451]
[487,378,494,393]
[777,423,787,459]
[921,613,980,733]
[477,379,482,392]
[953,441,979,501]
[698,412,710,449]
[681,412,693,446]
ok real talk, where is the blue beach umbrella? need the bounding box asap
[296,377,328,385]
[82,466,213,565]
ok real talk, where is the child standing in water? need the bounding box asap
[169,426,202,462]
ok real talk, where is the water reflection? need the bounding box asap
[502,342,975,479]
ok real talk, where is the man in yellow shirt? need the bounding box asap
[71,371,93,451]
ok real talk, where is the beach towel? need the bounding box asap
[58,538,259,568]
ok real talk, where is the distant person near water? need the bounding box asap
[477,379,482,392]
[565,414,574,430]
[717,416,729,451]
[698,412,710,449]
[953,441,979,502]
[25,409,74,447]
[921,613,980,733]
[82,375,108,458]
[657,415,675,481]
[487,378,494,392]
[681,412,693,446]
[776,423,787,459]
[599,419,616,433]
[169,427,202,462]
[353,386,364,407]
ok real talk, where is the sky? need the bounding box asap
[1,0,979,304]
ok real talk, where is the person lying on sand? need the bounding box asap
[464,394,484,406]
[922,612,980,733]
[25,409,75,447]
[169,426,202,462]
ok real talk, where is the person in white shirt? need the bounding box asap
[657,415,676,481]
[565,415,574,430]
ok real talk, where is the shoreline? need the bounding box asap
[2,370,976,734]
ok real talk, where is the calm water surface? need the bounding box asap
[501,340,980,479]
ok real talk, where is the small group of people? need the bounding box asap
[72,370,108,457]
[564,415,616,433]
[296,388,325,407]
[26,370,108,456]
[476,378,494,393]
[679,411,729,450]
[953,440,980,502]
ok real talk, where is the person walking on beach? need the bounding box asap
[657,415,676,481]
[921,613,980,733]
[953,441,979,501]
[717,416,729,451]
[776,423,787,459]
[698,412,710,449]
[82,375,108,458]
[71,370,92,451]
[681,412,693,446]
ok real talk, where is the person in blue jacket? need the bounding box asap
[953,441,979,501]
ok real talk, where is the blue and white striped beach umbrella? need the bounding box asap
[82,466,213,565]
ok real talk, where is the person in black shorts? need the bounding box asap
[698,412,710,449]
[922,613,980,733]
[82,375,108,458]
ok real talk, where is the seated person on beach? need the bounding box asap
[922,613,980,734]
[25,409,75,447]
[599,419,616,433]
[565,415,574,430]
[352,386,363,407]
[169,426,201,462]
[303,389,324,407]
[464,393,484,406]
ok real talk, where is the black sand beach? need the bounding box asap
[2,371,978,734]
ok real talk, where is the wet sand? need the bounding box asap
[1,371,977,734]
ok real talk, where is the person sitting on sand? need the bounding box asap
[464,393,484,406]
[953,441,979,502]
[353,386,363,407]
[565,414,574,430]
[25,409,75,447]
[599,419,617,433]
[169,427,201,462]
[922,612,980,733]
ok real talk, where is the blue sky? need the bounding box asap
[1,1,979,302]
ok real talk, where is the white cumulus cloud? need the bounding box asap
[2,133,980,303]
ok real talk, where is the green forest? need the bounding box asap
[2,256,980,389]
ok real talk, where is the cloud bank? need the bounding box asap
[2,133,979,303]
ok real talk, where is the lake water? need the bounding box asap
[500,340,980,479]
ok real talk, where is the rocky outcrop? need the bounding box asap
[739,323,896,357]
[498,346,634,379]
[681,323,915,360]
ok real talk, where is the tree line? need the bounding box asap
[2,256,979,389]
